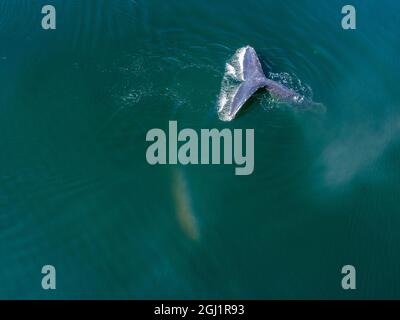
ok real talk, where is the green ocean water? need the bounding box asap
[0,0,400,299]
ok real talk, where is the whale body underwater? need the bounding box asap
[218,46,325,121]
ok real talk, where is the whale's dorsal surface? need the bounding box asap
[228,46,269,119]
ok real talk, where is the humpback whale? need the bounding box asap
[218,46,325,121]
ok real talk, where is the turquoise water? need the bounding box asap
[0,0,400,299]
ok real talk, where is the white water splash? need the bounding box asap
[217,47,247,121]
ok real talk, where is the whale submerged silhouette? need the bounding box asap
[218,46,325,121]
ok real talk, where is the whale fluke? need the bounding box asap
[242,46,266,80]
[218,46,325,121]
[226,46,269,120]
[229,78,268,119]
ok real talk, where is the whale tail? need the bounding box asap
[218,46,325,121]
[226,78,268,121]
[221,46,268,121]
